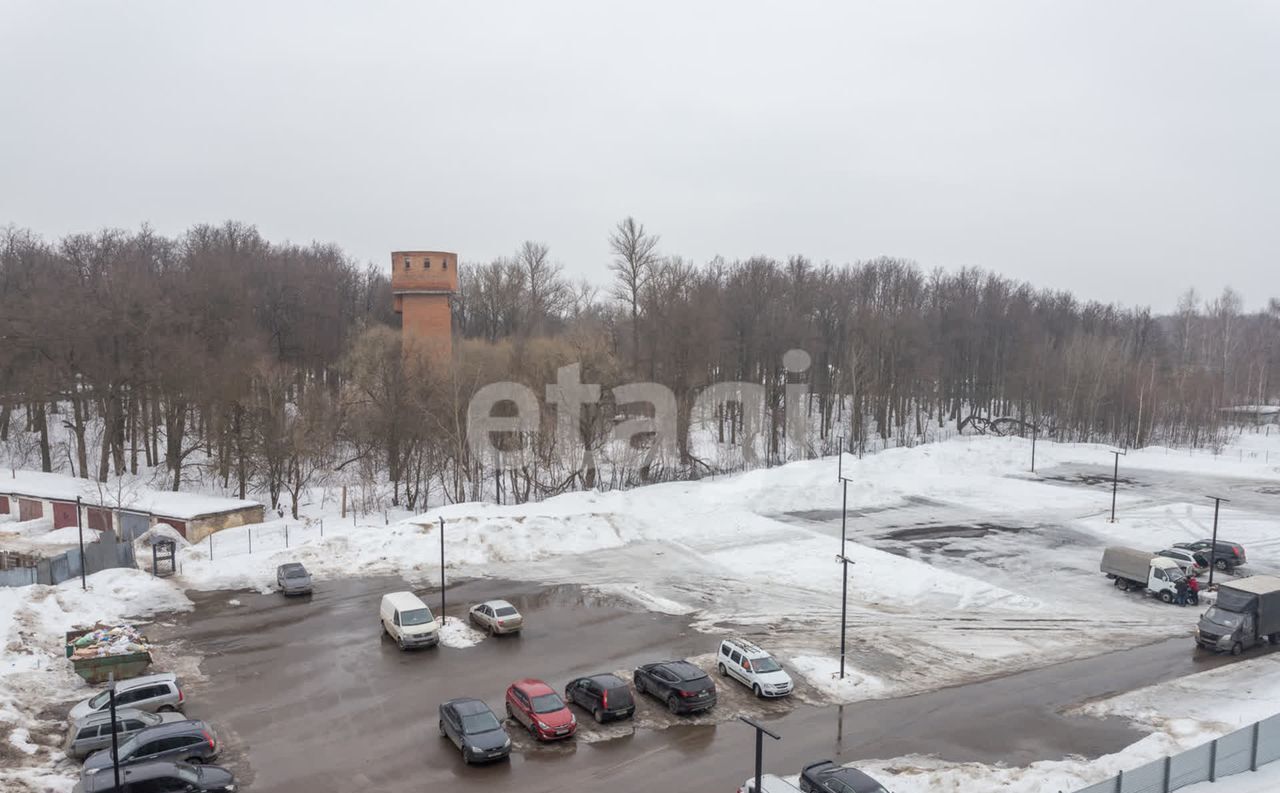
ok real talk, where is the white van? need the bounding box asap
[380,591,440,649]
[718,638,794,698]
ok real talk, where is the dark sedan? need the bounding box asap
[800,760,891,793]
[82,720,218,775]
[439,698,511,763]
[633,660,716,715]
[75,761,236,793]
[565,673,635,722]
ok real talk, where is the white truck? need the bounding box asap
[1100,546,1187,604]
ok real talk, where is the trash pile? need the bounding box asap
[68,624,151,659]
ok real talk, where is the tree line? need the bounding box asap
[2,220,1277,512]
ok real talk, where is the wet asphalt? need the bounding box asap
[147,575,1274,793]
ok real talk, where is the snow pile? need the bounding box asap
[437,616,485,649]
[0,569,191,792]
[787,655,887,702]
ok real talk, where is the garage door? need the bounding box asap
[86,507,114,534]
[157,517,187,538]
[118,511,150,542]
[18,498,43,521]
[0,495,9,514]
[51,500,78,529]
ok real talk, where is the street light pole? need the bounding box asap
[108,673,121,792]
[836,552,855,680]
[1207,495,1229,589]
[739,717,781,793]
[438,516,446,620]
[76,495,86,590]
[1109,448,1127,523]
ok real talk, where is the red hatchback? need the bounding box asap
[505,679,576,741]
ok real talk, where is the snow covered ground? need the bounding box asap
[2,432,1279,791]
[133,434,1280,700]
[0,569,191,793]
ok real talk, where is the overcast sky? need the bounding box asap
[2,2,1276,311]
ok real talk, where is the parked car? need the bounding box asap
[799,760,892,793]
[634,660,717,715]
[438,697,511,763]
[69,673,185,721]
[1174,540,1247,571]
[505,679,576,741]
[718,638,794,698]
[468,599,524,635]
[82,720,219,774]
[73,761,236,793]
[1155,548,1207,576]
[739,774,803,793]
[66,708,187,760]
[379,591,440,649]
[564,673,635,722]
[276,562,313,595]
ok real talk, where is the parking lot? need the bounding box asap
[146,573,1274,793]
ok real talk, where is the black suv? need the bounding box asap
[634,661,716,715]
[564,673,636,722]
[438,698,510,764]
[800,760,891,793]
[1174,539,1246,571]
[74,761,235,793]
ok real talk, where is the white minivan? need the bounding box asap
[380,591,440,649]
[717,638,793,698]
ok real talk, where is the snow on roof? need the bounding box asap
[0,470,261,520]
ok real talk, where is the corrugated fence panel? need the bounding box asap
[1169,742,1212,791]
[1073,778,1119,793]
[1216,726,1255,778]
[1120,758,1166,793]
[1258,714,1280,766]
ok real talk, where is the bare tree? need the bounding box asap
[609,217,660,371]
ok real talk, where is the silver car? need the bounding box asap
[69,673,185,721]
[468,600,524,635]
[276,562,313,595]
[66,708,186,760]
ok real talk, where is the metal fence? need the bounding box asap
[1069,713,1280,793]
[0,530,136,587]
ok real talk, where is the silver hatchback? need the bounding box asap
[66,708,186,760]
[276,562,313,595]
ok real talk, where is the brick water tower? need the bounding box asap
[391,250,457,369]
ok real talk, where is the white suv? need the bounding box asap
[717,638,793,698]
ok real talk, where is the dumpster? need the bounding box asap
[65,625,153,684]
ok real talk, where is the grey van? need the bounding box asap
[65,708,186,759]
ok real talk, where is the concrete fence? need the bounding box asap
[1069,713,1280,793]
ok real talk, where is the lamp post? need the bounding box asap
[739,716,781,793]
[1207,496,1229,589]
[1108,448,1127,523]
[107,673,122,791]
[438,516,446,620]
[837,454,856,680]
[76,495,86,590]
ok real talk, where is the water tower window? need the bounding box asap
[403,258,410,270]
[425,258,431,269]
[443,259,449,270]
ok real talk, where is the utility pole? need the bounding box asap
[1109,448,1127,523]
[438,516,446,620]
[76,496,86,590]
[838,453,855,679]
[108,673,122,791]
[1030,423,1038,473]
[739,717,780,793]
[1207,495,1229,589]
